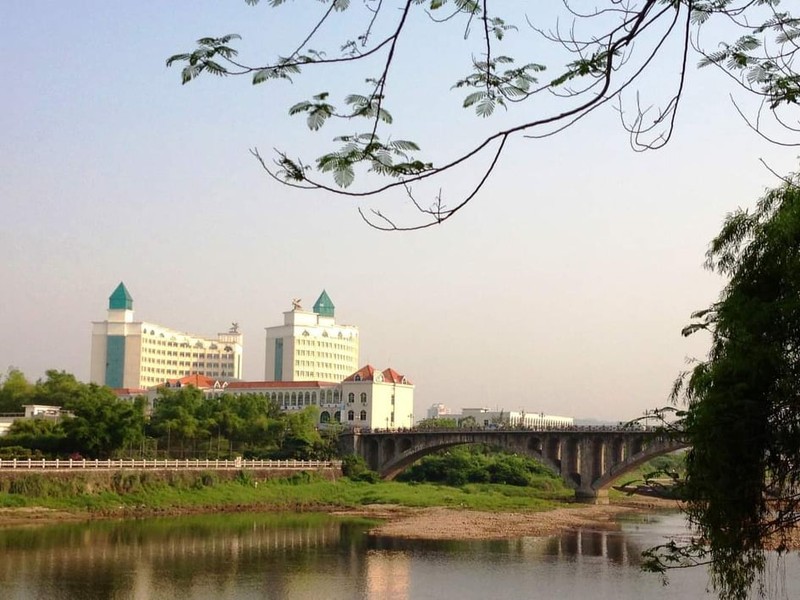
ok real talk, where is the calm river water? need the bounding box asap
[0,511,797,600]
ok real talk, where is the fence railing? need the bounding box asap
[0,458,342,471]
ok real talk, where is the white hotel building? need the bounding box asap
[90,283,243,389]
[264,291,359,383]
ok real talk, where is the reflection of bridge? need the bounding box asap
[340,427,686,503]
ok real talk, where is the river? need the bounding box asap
[0,511,797,599]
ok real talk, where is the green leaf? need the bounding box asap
[333,163,355,188]
[463,91,485,107]
[288,101,312,115]
[307,106,330,130]
[389,140,421,151]
[253,69,273,84]
[475,98,495,117]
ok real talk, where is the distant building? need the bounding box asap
[0,405,67,437]
[426,403,452,420]
[264,291,359,383]
[459,408,574,428]
[90,282,243,389]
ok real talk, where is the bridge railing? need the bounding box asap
[351,425,667,434]
[0,458,342,471]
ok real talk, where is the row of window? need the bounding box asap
[141,334,235,352]
[347,392,369,404]
[270,390,341,405]
[296,338,355,349]
[142,348,234,359]
[141,358,235,369]
[295,370,346,378]
[295,349,353,361]
[318,410,368,423]
[295,360,345,369]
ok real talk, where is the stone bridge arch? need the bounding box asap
[592,439,689,493]
[340,429,687,503]
[377,434,563,482]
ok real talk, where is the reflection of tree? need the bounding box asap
[0,516,375,598]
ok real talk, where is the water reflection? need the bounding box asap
[0,514,376,600]
[0,512,797,599]
[370,528,640,566]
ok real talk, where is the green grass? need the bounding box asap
[0,471,573,514]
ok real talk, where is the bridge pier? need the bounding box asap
[575,488,609,505]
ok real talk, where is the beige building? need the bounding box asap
[90,283,243,389]
[264,291,359,383]
[341,365,414,430]
[146,364,414,430]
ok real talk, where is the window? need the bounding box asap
[320,411,330,423]
[348,392,355,403]
[360,410,367,421]
[347,410,354,421]
[360,392,367,404]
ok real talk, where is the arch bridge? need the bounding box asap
[339,427,686,504]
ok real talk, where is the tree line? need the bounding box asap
[0,369,335,460]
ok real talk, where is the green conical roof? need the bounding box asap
[313,290,335,318]
[109,282,133,310]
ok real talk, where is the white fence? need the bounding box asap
[0,458,342,471]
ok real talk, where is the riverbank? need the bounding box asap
[0,469,682,536]
[0,494,681,542]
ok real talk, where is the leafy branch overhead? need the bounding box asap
[167,0,799,230]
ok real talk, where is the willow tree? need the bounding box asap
[168,0,798,229]
[656,172,800,600]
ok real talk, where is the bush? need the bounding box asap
[341,454,380,483]
[195,471,218,488]
[399,445,562,488]
[351,470,380,483]
[234,470,254,486]
[0,446,42,460]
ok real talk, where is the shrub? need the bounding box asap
[234,470,254,486]
[341,454,380,483]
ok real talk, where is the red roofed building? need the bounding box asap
[163,374,217,389]
[341,365,414,430]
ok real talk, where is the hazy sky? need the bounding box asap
[2,2,797,421]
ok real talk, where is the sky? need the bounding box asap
[2,1,797,422]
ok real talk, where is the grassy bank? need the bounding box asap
[0,469,573,516]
